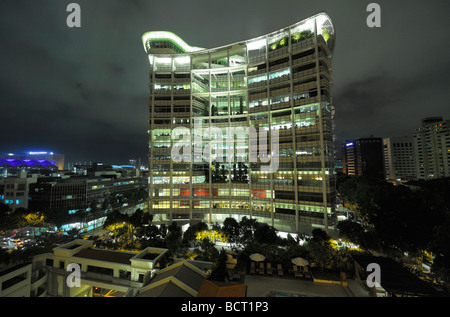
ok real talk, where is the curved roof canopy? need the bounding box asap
[142,31,205,54]
[142,12,335,55]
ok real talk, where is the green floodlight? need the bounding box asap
[142,31,204,54]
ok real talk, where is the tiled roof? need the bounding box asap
[151,263,205,291]
[197,279,247,297]
[75,248,136,265]
[137,261,207,297]
[137,281,192,297]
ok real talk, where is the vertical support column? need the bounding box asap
[288,27,300,233]
[314,18,329,234]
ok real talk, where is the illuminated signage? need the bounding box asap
[29,152,48,155]
[28,151,54,155]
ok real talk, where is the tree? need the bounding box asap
[337,219,382,253]
[204,168,210,183]
[0,203,17,232]
[165,222,183,255]
[197,239,218,262]
[337,175,450,287]
[254,223,278,245]
[195,230,228,245]
[183,222,208,246]
[20,212,45,237]
[101,197,110,211]
[123,188,148,204]
[129,209,153,230]
[212,162,220,183]
[138,224,161,245]
[103,209,127,229]
[0,202,10,214]
[305,230,334,268]
[239,96,244,115]
[336,220,364,245]
[102,209,131,244]
[222,217,240,244]
[311,228,330,242]
[237,162,246,182]
[242,163,248,182]
[220,164,227,182]
[208,249,228,282]
[0,248,12,266]
[238,216,258,244]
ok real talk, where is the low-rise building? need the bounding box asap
[0,171,38,211]
[0,239,212,297]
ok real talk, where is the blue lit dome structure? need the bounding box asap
[0,157,57,168]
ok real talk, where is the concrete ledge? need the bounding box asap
[313,278,341,285]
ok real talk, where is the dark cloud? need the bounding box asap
[0,0,449,165]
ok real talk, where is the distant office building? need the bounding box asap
[342,141,357,176]
[413,117,450,180]
[29,164,146,213]
[342,137,384,179]
[29,178,88,212]
[29,176,145,213]
[0,151,64,173]
[0,171,38,211]
[383,136,416,182]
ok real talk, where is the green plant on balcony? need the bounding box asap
[212,162,228,183]
[268,36,288,52]
[232,163,249,183]
[291,30,313,44]
[211,104,217,116]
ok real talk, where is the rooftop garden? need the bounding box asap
[268,30,314,52]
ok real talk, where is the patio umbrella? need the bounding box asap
[291,257,309,266]
[250,253,266,262]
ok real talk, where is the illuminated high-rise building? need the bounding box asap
[342,137,384,179]
[414,117,450,179]
[383,136,416,182]
[142,12,336,233]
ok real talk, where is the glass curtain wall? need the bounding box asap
[143,12,336,232]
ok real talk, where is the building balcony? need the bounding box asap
[268,46,289,59]
[0,263,32,297]
[292,53,316,66]
[291,37,314,53]
[248,80,267,89]
[30,268,48,296]
[249,106,269,114]
[271,101,291,111]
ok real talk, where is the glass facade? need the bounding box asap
[142,12,336,233]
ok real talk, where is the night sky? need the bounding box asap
[1,0,449,167]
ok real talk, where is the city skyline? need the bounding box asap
[1,1,449,299]
[1,0,449,165]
